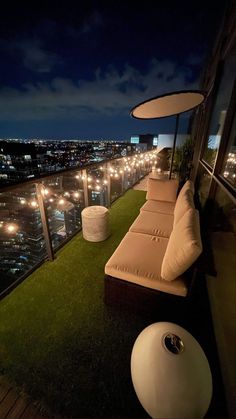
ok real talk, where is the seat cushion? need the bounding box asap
[129,211,174,238]
[105,232,188,297]
[174,189,194,225]
[161,209,202,281]
[141,199,175,215]
[146,178,179,202]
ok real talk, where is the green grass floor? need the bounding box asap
[0,189,228,418]
[0,189,152,417]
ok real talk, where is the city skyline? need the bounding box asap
[0,1,225,139]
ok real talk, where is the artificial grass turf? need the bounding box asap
[0,189,152,417]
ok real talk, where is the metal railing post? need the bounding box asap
[36,183,54,261]
[82,169,89,207]
[106,163,111,207]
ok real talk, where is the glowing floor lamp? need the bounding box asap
[130,90,205,179]
[131,322,212,419]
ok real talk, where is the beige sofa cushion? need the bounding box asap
[161,209,202,281]
[146,178,179,202]
[129,211,174,238]
[179,180,195,196]
[105,231,188,296]
[141,199,175,215]
[174,189,194,225]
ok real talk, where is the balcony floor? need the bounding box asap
[0,189,227,418]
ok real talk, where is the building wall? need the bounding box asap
[192,5,236,416]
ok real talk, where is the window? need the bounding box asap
[221,110,236,187]
[202,44,236,168]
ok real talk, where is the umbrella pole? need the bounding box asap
[169,114,179,179]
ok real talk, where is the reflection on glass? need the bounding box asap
[109,160,123,203]
[203,44,236,167]
[87,165,108,207]
[0,184,47,293]
[221,110,236,187]
[43,172,85,249]
[196,164,212,207]
[214,186,236,234]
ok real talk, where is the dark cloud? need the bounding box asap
[1,38,60,73]
[0,58,198,122]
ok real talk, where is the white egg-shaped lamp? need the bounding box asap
[131,322,212,419]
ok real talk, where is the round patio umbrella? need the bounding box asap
[130,90,205,179]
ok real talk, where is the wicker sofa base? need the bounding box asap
[104,274,193,318]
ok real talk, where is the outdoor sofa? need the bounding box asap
[104,178,203,308]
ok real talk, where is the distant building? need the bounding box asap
[130,134,158,150]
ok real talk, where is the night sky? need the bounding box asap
[0,1,226,140]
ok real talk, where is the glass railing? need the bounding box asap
[0,150,159,297]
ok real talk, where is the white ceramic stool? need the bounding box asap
[131,322,212,419]
[81,205,110,242]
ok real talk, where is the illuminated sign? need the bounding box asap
[153,136,158,146]
[131,136,139,144]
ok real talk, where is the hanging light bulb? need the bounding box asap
[30,200,38,208]
[42,188,49,196]
[6,223,17,233]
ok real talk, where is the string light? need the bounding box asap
[30,200,38,208]
[20,198,26,205]
[42,188,49,196]
[6,223,17,233]
[58,198,65,205]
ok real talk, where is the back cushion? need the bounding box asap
[146,178,179,202]
[161,208,202,281]
[178,180,195,198]
[174,188,194,225]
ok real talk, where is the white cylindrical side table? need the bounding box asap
[81,205,110,242]
[131,322,212,419]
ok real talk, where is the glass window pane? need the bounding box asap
[196,164,212,207]
[221,111,236,187]
[87,165,108,207]
[42,172,85,250]
[203,44,236,167]
[0,184,47,292]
